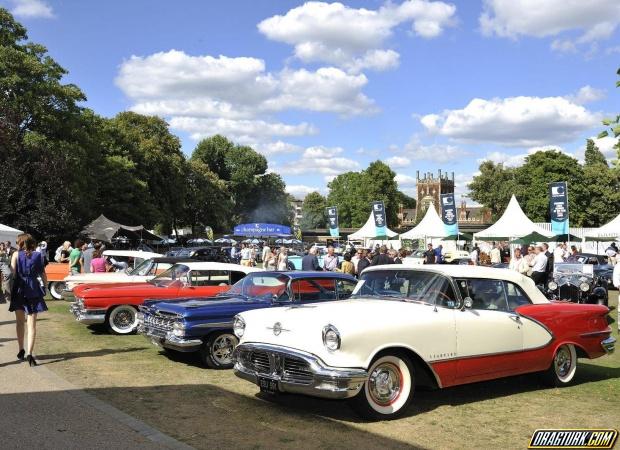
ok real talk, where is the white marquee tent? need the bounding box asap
[400,204,449,240]
[0,223,23,246]
[585,213,620,240]
[474,195,553,241]
[348,212,398,240]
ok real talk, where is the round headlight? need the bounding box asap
[322,324,341,351]
[548,281,558,291]
[172,321,185,337]
[580,282,590,292]
[233,315,245,338]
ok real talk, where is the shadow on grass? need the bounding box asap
[257,362,620,423]
[36,347,149,365]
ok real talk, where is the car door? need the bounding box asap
[181,270,232,297]
[454,278,523,381]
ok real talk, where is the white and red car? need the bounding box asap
[232,265,615,420]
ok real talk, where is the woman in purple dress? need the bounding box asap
[10,234,47,366]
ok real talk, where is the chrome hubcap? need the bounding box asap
[369,363,401,405]
[555,347,572,377]
[211,335,237,364]
[113,309,134,329]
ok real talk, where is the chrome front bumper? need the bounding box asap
[69,302,106,324]
[137,323,202,352]
[602,336,616,354]
[233,342,367,399]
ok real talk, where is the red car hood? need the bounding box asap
[76,281,181,300]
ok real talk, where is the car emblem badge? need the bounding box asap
[272,322,282,336]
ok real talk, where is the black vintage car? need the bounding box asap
[543,263,608,306]
[574,253,615,289]
[166,246,231,263]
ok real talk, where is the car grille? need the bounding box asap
[144,311,178,336]
[243,350,313,385]
[558,284,581,301]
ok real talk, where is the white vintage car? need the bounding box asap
[61,250,163,300]
[232,265,615,420]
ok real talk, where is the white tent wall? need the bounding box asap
[0,224,23,246]
[535,223,614,255]
[348,212,398,243]
[584,212,620,240]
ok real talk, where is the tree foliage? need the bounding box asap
[300,192,327,230]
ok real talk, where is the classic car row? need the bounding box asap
[63,259,615,420]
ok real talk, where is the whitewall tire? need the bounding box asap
[107,305,138,335]
[49,282,65,300]
[349,354,414,420]
[542,344,577,386]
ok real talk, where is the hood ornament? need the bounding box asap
[267,321,289,336]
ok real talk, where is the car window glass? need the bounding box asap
[230,271,247,284]
[291,279,336,302]
[464,279,508,311]
[504,282,532,309]
[190,270,230,286]
[336,279,357,300]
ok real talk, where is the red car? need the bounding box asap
[70,262,259,334]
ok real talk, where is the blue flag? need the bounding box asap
[549,182,569,235]
[326,207,340,237]
[440,193,459,236]
[371,201,387,237]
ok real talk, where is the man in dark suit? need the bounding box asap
[301,246,321,271]
[543,243,554,283]
[371,245,393,266]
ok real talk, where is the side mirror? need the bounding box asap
[182,275,191,287]
[462,297,473,310]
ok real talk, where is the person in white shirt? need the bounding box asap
[490,243,501,264]
[508,248,523,271]
[605,243,618,265]
[553,244,565,263]
[240,244,252,267]
[261,245,271,268]
[530,246,548,285]
[469,245,479,266]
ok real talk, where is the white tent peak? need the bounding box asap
[348,212,397,240]
[400,204,448,239]
[474,195,553,240]
[585,213,620,238]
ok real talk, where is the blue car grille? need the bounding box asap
[144,311,177,335]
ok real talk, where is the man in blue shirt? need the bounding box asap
[434,244,444,264]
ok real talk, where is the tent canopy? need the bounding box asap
[585,213,620,240]
[81,215,161,242]
[349,212,398,240]
[474,196,553,241]
[509,231,554,245]
[0,223,23,245]
[400,204,447,240]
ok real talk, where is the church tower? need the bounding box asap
[415,170,455,220]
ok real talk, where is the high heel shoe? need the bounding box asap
[27,355,37,367]
[16,349,25,361]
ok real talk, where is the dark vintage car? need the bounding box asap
[166,246,231,263]
[543,263,608,306]
[137,271,358,369]
[574,253,614,289]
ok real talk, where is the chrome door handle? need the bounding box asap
[509,314,521,322]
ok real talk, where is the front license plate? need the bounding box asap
[258,376,278,394]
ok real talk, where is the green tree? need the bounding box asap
[248,173,292,225]
[598,67,620,142]
[184,160,233,233]
[300,192,327,230]
[100,112,187,230]
[0,9,98,241]
[467,161,517,219]
[584,139,608,167]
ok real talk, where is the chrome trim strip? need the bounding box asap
[580,328,612,338]
[194,321,233,329]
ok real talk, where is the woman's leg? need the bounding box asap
[15,310,25,351]
[27,313,37,355]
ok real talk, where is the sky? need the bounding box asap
[3,0,620,202]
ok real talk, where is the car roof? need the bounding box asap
[249,270,356,280]
[362,264,549,304]
[172,262,261,273]
[151,257,197,264]
[103,250,162,259]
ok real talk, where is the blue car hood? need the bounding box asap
[152,295,270,315]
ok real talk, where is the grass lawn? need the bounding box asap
[34,295,620,450]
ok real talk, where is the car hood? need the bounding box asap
[150,295,271,317]
[76,281,177,299]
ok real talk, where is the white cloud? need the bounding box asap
[478,146,570,167]
[404,141,469,162]
[565,85,606,105]
[254,141,303,156]
[385,156,411,168]
[169,117,316,143]
[480,0,620,52]
[590,136,619,157]
[395,173,417,186]
[420,95,599,147]
[276,146,359,177]
[10,0,54,18]
[286,184,321,199]
[258,0,456,72]
[116,50,377,145]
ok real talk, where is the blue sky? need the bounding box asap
[4,0,620,201]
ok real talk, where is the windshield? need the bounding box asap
[149,264,190,287]
[352,270,458,308]
[224,273,290,300]
[130,259,155,276]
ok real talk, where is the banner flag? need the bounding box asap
[371,201,387,237]
[549,181,569,235]
[440,193,459,236]
[326,206,340,237]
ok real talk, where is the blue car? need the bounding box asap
[137,271,358,369]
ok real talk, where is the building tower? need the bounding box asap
[415,170,455,220]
